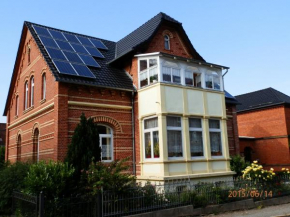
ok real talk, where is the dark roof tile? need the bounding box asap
[235,88,290,112]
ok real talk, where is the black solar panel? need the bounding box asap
[46,47,67,61]
[53,60,78,76]
[49,29,66,41]
[85,47,104,58]
[79,54,100,68]
[90,38,108,50]
[70,44,90,55]
[72,64,96,78]
[39,36,59,49]
[33,24,104,78]
[63,51,83,64]
[63,33,80,44]
[77,36,94,47]
[33,26,51,37]
[55,40,74,52]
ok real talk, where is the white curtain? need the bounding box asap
[190,131,203,154]
[144,117,158,129]
[167,130,182,157]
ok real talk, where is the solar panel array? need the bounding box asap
[32,25,108,79]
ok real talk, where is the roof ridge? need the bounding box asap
[24,21,116,44]
[235,87,273,97]
[268,87,290,102]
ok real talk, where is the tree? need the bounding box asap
[0,146,5,170]
[65,113,101,178]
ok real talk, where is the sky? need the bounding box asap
[0,0,290,123]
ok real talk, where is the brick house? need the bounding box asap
[236,87,290,170]
[4,12,235,182]
[0,123,6,147]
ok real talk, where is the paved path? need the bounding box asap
[204,203,290,217]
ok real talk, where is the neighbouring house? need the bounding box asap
[0,123,6,147]
[236,87,290,170]
[4,12,235,182]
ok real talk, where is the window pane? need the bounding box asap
[140,60,147,71]
[205,74,213,88]
[144,117,158,129]
[190,131,203,157]
[209,120,220,129]
[210,132,222,156]
[189,118,201,128]
[162,66,171,82]
[167,117,181,127]
[97,125,111,134]
[102,137,112,160]
[194,73,202,87]
[185,71,193,86]
[153,131,159,158]
[213,74,220,90]
[140,71,148,87]
[145,132,151,159]
[167,130,182,157]
[149,59,157,68]
[149,67,158,83]
[172,68,181,83]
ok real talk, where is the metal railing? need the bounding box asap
[11,175,290,217]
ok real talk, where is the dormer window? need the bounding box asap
[164,35,170,50]
[139,58,158,88]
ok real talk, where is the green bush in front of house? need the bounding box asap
[23,160,75,199]
[0,146,5,170]
[230,155,250,177]
[0,161,31,214]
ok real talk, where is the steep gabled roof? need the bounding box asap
[112,12,205,63]
[235,88,290,112]
[26,22,133,91]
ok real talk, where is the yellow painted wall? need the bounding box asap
[138,83,233,181]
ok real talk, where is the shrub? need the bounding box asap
[242,161,275,181]
[65,113,101,180]
[23,161,75,199]
[0,161,31,214]
[230,155,250,177]
[84,158,135,195]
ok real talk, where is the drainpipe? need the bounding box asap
[131,91,136,175]
[222,69,229,91]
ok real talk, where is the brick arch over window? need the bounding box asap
[31,123,40,137]
[162,30,173,38]
[91,116,123,134]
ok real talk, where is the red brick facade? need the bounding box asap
[226,104,240,156]
[238,105,290,170]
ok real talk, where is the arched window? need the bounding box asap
[27,45,31,63]
[97,125,113,162]
[15,95,19,116]
[164,35,170,50]
[33,129,40,162]
[17,135,21,162]
[24,81,28,110]
[42,74,46,100]
[30,77,34,106]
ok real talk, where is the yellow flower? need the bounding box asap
[270,168,274,171]
[282,168,286,171]
[259,175,261,177]
[253,161,258,164]
[286,168,289,171]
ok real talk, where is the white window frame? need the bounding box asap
[98,125,114,162]
[189,118,205,159]
[208,119,223,158]
[143,116,160,161]
[161,66,181,84]
[167,116,184,159]
[42,74,46,100]
[205,71,221,90]
[184,70,202,87]
[30,77,34,106]
[24,82,28,110]
[164,35,170,50]
[138,58,158,88]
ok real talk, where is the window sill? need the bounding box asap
[40,99,46,104]
[23,106,34,114]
